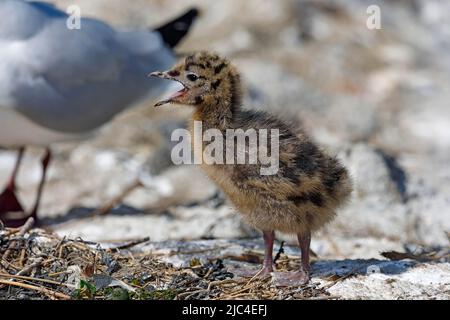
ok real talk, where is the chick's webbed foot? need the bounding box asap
[234,230,275,279]
[234,266,272,279]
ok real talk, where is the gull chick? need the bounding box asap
[150,52,352,286]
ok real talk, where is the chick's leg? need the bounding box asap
[262,230,275,275]
[298,231,311,276]
[234,230,274,278]
[273,231,311,287]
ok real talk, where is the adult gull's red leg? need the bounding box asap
[30,149,51,221]
[0,148,51,228]
[0,147,25,227]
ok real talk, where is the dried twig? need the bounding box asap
[244,268,264,287]
[109,237,150,251]
[15,258,44,277]
[2,217,34,261]
[224,281,262,298]
[0,272,73,288]
[170,245,230,256]
[177,288,208,299]
[19,248,27,267]
[273,241,285,264]
[306,295,340,300]
[91,179,142,216]
[382,250,449,262]
[0,279,70,300]
[207,279,235,291]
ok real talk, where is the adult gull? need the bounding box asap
[0,0,199,227]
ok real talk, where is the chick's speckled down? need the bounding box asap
[170,52,353,235]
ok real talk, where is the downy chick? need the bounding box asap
[150,52,352,286]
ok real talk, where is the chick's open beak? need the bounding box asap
[149,70,188,107]
[149,71,173,80]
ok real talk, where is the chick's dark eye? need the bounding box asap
[187,74,198,81]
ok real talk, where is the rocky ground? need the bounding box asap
[0,0,449,299]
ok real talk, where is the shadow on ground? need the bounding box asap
[37,204,148,226]
[312,259,418,277]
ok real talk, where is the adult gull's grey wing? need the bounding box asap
[0,0,175,134]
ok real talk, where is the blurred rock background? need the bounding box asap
[0,0,449,261]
